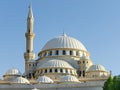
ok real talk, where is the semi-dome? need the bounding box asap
[35,59,77,78]
[80,53,89,60]
[61,75,79,83]
[38,59,74,69]
[12,77,30,84]
[36,76,54,83]
[42,33,87,51]
[4,68,22,76]
[87,64,107,72]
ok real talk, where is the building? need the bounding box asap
[0,5,110,90]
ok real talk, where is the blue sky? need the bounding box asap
[0,0,120,77]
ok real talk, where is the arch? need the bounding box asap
[63,50,66,55]
[55,50,59,55]
[70,50,73,55]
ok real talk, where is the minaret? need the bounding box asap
[24,5,35,78]
[78,53,93,77]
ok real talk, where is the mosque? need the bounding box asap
[0,5,110,90]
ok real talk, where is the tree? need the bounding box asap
[113,76,120,90]
[103,76,113,90]
[103,75,120,90]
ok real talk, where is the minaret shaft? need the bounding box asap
[24,5,35,61]
[26,38,33,52]
[25,33,35,53]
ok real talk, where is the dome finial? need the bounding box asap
[62,28,67,37]
[63,32,67,37]
[62,32,67,37]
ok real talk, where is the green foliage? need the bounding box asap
[103,75,120,90]
[103,76,113,90]
[113,76,120,90]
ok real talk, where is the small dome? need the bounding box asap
[4,68,22,76]
[87,64,107,72]
[38,59,74,69]
[36,76,54,83]
[61,75,79,83]
[31,88,39,90]
[80,54,89,60]
[42,34,87,51]
[12,77,30,84]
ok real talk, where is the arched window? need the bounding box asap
[29,64,31,67]
[55,69,57,72]
[27,50,30,53]
[83,61,85,63]
[60,69,63,72]
[28,73,31,79]
[48,51,52,56]
[55,50,59,55]
[83,71,85,77]
[45,69,47,73]
[70,50,73,55]
[79,71,81,76]
[50,69,52,73]
[63,50,66,55]
[76,51,79,56]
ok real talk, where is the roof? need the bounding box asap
[38,59,74,69]
[4,68,22,76]
[61,75,79,83]
[36,76,54,83]
[42,33,87,51]
[87,64,107,72]
[12,77,30,84]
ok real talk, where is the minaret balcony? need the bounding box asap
[24,52,35,60]
[25,33,35,38]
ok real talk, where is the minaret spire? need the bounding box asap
[27,4,34,33]
[28,5,34,18]
[24,4,35,78]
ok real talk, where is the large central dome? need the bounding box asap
[42,33,87,51]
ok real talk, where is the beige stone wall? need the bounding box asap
[0,81,104,90]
